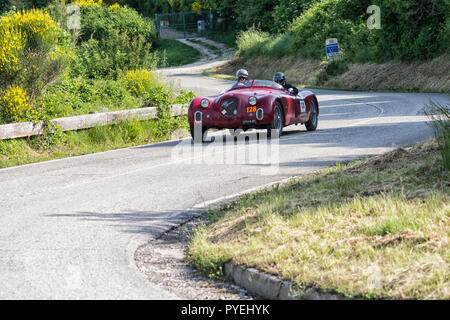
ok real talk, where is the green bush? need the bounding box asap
[39,77,142,117]
[71,4,157,79]
[237,0,450,63]
[0,0,10,14]
[272,0,317,33]
[370,0,450,61]
[288,0,372,60]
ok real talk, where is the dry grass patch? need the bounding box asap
[187,140,450,299]
[207,55,450,93]
[332,55,450,93]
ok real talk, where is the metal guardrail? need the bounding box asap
[0,104,188,140]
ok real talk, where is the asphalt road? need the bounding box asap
[0,47,449,299]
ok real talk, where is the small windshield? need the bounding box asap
[230,79,252,89]
[229,80,284,91]
[253,80,284,89]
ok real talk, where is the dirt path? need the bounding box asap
[157,37,237,96]
[158,27,198,39]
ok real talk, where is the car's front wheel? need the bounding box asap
[267,102,284,139]
[305,99,318,131]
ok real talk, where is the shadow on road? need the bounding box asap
[46,210,198,236]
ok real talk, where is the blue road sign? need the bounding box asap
[326,38,339,59]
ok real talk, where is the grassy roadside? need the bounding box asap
[205,55,450,93]
[155,39,202,68]
[0,117,189,169]
[187,139,450,299]
[205,32,238,50]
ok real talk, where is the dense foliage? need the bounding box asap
[237,0,450,62]
[65,0,448,63]
[0,7,73,123]
[0,1,192,130]
[69,3,156,79]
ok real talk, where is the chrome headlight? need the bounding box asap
[248,96,257,106]
[201,98,210,108]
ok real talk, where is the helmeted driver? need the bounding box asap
[236,69,249,82]
[274,72,298,95]
[234,69,250,88]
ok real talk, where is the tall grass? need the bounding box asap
[424,100,450,170]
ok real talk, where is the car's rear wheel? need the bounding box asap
[305,98,318,131]
[267,102,284,139]
[190,125,208,143]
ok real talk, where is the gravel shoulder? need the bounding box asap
[135,216,254,300]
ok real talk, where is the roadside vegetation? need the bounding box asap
[0,1,196,168]
[187,142,449,299]
[187,101,450,299]
[207,54,450,93]
[207,0,450,93]
[205,31,238,49]
[155,39,202,68]
[0,116,189,168]
[0,0,195,124]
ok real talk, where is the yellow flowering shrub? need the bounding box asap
[108,3,121,11]
[1,9,59,43]
[0,9,66,74]
[122,69,154,97]
[0,27,25,73]
[121,69,173,107]
[0,8,72,123]
[73,0,103,7]
[191,0,212,14]
[0,85,33,122]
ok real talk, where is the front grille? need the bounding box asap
[221,98,238,116]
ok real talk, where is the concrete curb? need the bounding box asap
[224,263,350,300]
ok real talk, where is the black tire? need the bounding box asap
[190,125,208,143]
[305,98,318,131]
[267,102,284,139]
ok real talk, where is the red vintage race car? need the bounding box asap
[188,79,319,142]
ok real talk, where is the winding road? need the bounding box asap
[0,40,449,299]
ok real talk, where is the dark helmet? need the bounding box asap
[236,69,248,80]
[273,72,285,85]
